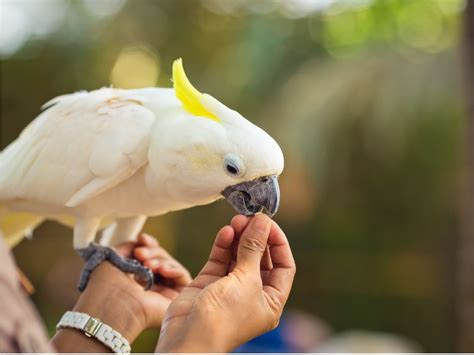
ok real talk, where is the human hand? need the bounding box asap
[55,234,191,349]
[156,214,296,352]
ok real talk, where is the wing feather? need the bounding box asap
[0,88,156,207]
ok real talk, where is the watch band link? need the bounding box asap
[56,311,131,354]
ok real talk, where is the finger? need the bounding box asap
[263,222,296,303]
[142,259,191,291]
[156,262,192,287]
[137,233,159,247]
[235,214,272,273]
[134,246,170,261]
[261,269,271,284]
[139,248,192,285]
[144,258,160,271]
[114,241,136,258]
[197,225,234,277]
[230,235,239,262]
[261,245,273,271]
[268,221,295,269]
[136,243,192,287]
[115,234,159,258]
[230,215,249,263]
[144,257,185,274]
[191,225,234,287]
[227,259,236,273]
[230,215,249,237]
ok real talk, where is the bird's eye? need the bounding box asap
[224,154,245,178]
[226,163,239,175]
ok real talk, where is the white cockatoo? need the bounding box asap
[0,59,284,290]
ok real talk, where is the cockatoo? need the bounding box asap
[0,59,283,290]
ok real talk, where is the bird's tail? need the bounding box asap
[0,206,44,247]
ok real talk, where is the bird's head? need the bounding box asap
[149,59,284,216]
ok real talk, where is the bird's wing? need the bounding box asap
[0,88,156,207]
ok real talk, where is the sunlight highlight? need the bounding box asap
[110,45,160,89]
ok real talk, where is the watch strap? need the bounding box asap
[56,311,131,354]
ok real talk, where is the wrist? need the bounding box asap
[157,337,227,353]
[74,263,147,343]
[54,311,131,353]
[156,321,231,352]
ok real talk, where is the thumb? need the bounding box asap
[236,214,272,273]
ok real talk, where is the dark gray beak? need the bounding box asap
[222,175,280,217]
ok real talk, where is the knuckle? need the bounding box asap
[240,237,266,254]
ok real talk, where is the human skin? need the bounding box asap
[156,214,296,352]
[51,214,295,352]
[51,233,192,352]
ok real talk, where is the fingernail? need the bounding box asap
[251,215,269,232]
[140,248,150,257]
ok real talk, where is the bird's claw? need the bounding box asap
[76,243,154,292]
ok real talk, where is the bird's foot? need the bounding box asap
[76,243,153,292]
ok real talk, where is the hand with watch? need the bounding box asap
[51,233,191,353]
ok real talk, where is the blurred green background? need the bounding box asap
[1,0,469,352]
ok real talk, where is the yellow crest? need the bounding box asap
[172,58,220,122]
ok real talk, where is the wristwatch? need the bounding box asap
[56,311,131,354]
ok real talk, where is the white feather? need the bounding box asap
[0,85,284,248]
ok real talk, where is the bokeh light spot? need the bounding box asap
[82,0,126,17]
[396,1,443,51]
[322,8,372,57]
[0,2,29,58]
[110,46,160,89]
[435,0,466,15]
